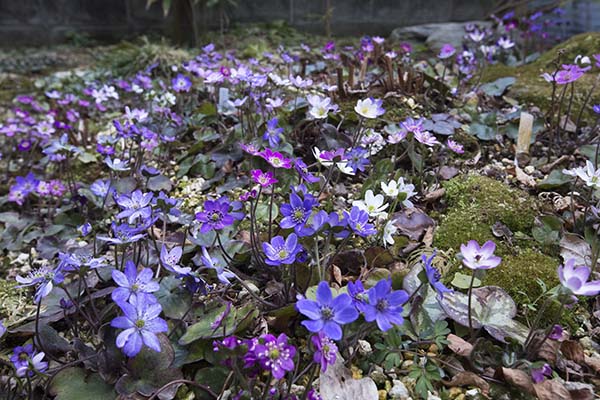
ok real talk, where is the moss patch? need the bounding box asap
[482,248,558,304]
[481,32,600,123]
[434,174,537,253]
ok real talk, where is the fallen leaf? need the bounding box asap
[533,379,571,400]
[444,371,490,395]
[439,166,459,180]
[330,264,342,286]
[560,340,585,364]
[320,354,378,400]
[560,233,593,267]
[584,355,600,373]
[423,188,446,203]
[447,334,473,357]
[392,209,435,241]
[501,368,535,396]
[564,381,594,400]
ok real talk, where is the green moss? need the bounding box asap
[434,174,537,252]
[483,249,558,304]
[481,32,600,123]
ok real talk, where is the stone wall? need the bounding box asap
[0,0,598,47]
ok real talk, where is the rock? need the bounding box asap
[389,21,491,52]
[370,366,387,385]
[357,339,373,355]
[389,380,411,400]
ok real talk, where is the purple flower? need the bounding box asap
[260,148,292,169]
[196,197,244,233]
[344,206,377,237]
[422,252,453,299]
[0,320,6,338]
[111,261,160,303]
[312,332,337,372]
[400,117,425,134]
[438,44,456,59]
[414,131,440,146]
[262,233,303,266]
[253,333,296,380]
[557,259,600,296]
[593,104,600,115]
[172,74,192,92]
[262,117,283,147]
[555,64,589,85]
[97,222,147,245]
[459,240,502,270]
[347,280,369,311]
[345,147,370,174]
[116,190,154,224]
[549,324,563,340]
[77,222,92,236]
[363,278,408,331]
[280,192,313,233]
[111,295,168,357]
[447,139,464,154]
[251,169,277,187]
[90,179,114,198]
[296,281,359,340]
[200,247,236,284]
[11,345,47,377]
[295,158,320,183]
[16,266,64,303]
[531,364,552,383]
[160,245,191,275]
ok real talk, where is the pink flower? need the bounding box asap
[414,131,439,147]
[259,148,292,169]
[459,240,501,270]
[447,139,464,154]
[251,169,278,187]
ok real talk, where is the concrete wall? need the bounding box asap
[0,0,598,47]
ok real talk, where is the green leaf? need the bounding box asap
[49,368,115,400]
[179,303,258,344]
[193,367,229,399]
[147,175,172,192]
[156,275,192,319]
[450,272,481,289]
[537,169,571,190]
[480,77,516,97]
[470,123,496,141]
[77,152,98,164]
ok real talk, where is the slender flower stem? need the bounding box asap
[467,272,476,337]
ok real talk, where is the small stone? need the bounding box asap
[448,387,463,398]
[370,366,387,385]
[524,165,535,174]
[465,388,479,398]
[358,339,373,355]
[389,380,410,400]
[401,360,413,369]
[427,392,442,400]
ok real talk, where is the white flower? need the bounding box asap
[382,220,397,247]
[312,147,333,166]
[381,180,399,197]
[497,37,515,49]
[354,98,385,119]
[307,95,333,119]
[563,160,600,189]
[336,162,356,176]
[352,190,389,217]
[397,178,417,208]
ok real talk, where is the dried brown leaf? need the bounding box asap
[501,367,535,396]
[447,334,473,357]
[533,379,572,400]
[516,164,536,187]
[584,355,600,373]
[560,340,585,364]
[444,371,490,395]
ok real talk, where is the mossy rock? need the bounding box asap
[482,248,558,305]
[481,32,600,124]
[434,174,537,253]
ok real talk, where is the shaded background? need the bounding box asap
[0,0,598,47]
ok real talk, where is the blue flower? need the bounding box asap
[363,278,408,331]
[296,281,359,340]
[280,192,314,234]
[344,206,377,237]
[11,345,48,377]
[422,251,453,299]
[347,280,369,312]
[16,266,64,304]
[262,233,303,266]
[115,190,154,224]
[345,147,370,174]
[111,295,168,357]
[160,245,192,276]
[200,247,236,284]
[262,117,283,147]
[111,261,160,303]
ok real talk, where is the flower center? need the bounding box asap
[321,306,334,320]
[269,348,280,359]
[292,208,305,223]
[131,283,139,291]
[270,157,282,166]
[376,299,388,312]
[135,319,145,328]
[209,211,223,222]
[278,249,288,259]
